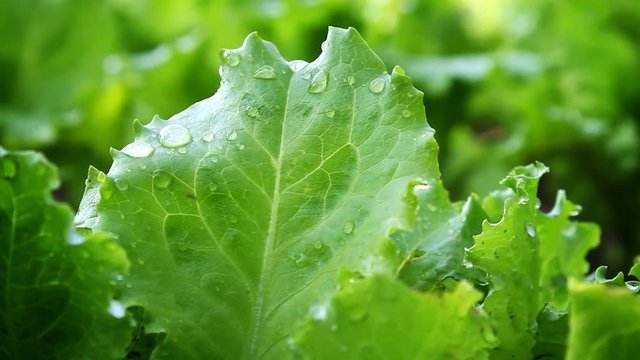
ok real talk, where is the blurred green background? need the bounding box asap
[1,0,638,272]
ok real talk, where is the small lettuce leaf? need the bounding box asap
[293,274,494,359]
[0,149,130,359]
[76,27,441,359]
[567,281,640,360]
[391,180,486,290]
[467,162,599,358]
[467,163,548,358]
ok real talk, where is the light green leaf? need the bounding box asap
[467,163,547,359]
[538,190,600,308]
[294,275,494,359]
[567,281,640,360]
[77,27,440,359]
[467,162,599,359]
[0,149,130,359]
[391,180,486,290]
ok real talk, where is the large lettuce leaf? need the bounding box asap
[0,149,130,359]
[76,27,441,359]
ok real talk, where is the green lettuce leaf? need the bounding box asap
[391,180,486,290]
[293,275,494,359]
[566,281,640,360]
[467,162,599,358]
[76,27,441,359]
[0,149,130,359]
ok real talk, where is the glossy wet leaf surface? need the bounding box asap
[77,27,440,359]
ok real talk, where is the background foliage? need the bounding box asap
[1,0,638,271]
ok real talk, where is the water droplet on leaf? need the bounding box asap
[254,65,277,79]
[310,303,328,320]
[226,130,238,141]
[159,124,192,149]
[108,300,126,319]
[201,131,214,142]
[293,253,307,268]
[402,110,412,118]
[343,221,355,234]
[121,141,154,158]
[246,107,259,118]
[209,183,218,191]
[222,50,240,67]
[368,78,385,94]
[347,75,355,85]
[67,229,85,245]
[235,143,245,150]
[526,223,536,237]
[153,170,172,188]
[308,70,327,93]
[325,109,335,118]
[314,241,324,250]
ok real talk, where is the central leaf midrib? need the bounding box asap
[246,67,293,359]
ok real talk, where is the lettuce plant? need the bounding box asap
[2,27,639,360]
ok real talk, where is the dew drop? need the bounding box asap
[226,130,238,141]
[153,170,172,188]
[368,78,386,94]
[310,303,328,320]
[209,183,218,192]
[293,253,307,268]
[343,221,355,234]
[308,70,328,93]
[177,147,187,154]
[121,141,154,158]
[222,50,240,67]
[108,300,126,319]
[347,75,355,85]
[209,156,219,163]
[314,241,324,250]
[246,107,259,118]
[67,229,85,245]
[288,60,308,72]
[115,179,129,191]
[254,65,277,79]
[325,109,335,118]
[229,215,238,224]
[526,223,536,237]
[201,131,214,142]
[159,124,192,149]
[235,143,245,151]
[302,72,311,80]
[402,110,412,118]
